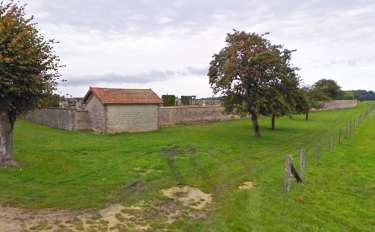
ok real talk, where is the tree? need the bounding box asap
[208,30,302,137]
[297,85,330,120]
[266,72,302,130]
[313,79,342,99]
[344,92,355,100]
[0,1,64,167]
[39,93,62,108]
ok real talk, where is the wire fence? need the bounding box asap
[284,103,375,191]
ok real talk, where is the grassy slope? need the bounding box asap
[1,102,374,231]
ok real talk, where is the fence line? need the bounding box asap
[284,104,375,191]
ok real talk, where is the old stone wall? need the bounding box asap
[85,94,106,133]
[106,104,159,133]
[158,106,244,126]
[75,111,91,131]
[22,100,358,132]
[322,100,357,111]
[21,108,90,131]
[312,100,357,111]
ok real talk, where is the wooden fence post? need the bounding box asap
[339,128,342,144]
[350,121,352,134]
[284,156,292,192]
[300,150,306,180]
[354,119,357,130]
[329,134,333,153]
[317,141,321,164]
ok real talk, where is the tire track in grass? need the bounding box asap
[160,145,185,185]
[160,144,202,186]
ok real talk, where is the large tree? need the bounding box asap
[296,85,330,120]
[208,30,302,138]
[265,69,301,130]
[0,1,63,167]
[313,79,342,99]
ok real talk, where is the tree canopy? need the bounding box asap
[208,30,302,137]
[336,90,375,101]
[0,0,64,167]
[344,92,355,100]
[313,79,342,99]
[296,85,331,120]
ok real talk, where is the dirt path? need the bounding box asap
[0,186,213,231]
[0,183,255,231]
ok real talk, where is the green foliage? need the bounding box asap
[337,90,375,101]
[295,85,331,120]
[208,30,303,136]
[39,93,61,108]
[344,91,355,100]
[1,102,374,231]
[0,0,64,123]
[313,79,342,99]
[303,85,330,108]
[181,96,192,106]
[161,95,176,107]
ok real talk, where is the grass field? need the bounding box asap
[1,102,375,231]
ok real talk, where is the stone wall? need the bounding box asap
[158,106,244,126]
[321,100,357,111]
[311,100,357,112]
[159,100,357,125]
[107,104,159,133]
[21,108,90,131]
[85,94,106,133]
[22,100,358,132]
[75,111,91,131]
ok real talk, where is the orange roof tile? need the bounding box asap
[82,87,163,104]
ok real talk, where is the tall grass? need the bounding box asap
[0,102,374,231]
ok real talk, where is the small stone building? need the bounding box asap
[82,87,163,134]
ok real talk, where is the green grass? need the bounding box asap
[1,101,375,231]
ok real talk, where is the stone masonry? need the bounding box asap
[320,100,357,111]
[22,100,358,133]
[158,106,244,126]
[106,104,159,133]
[21,108,90,131]
[85,93,106,133]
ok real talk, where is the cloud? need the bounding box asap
[325,58,361,67]
[186,66,208,76]
[15,0,375,97]
[61,66,208,86]
[22,0,285,38]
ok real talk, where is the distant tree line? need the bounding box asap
[335,90,375,101]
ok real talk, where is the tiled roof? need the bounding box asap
[82,87,163,104]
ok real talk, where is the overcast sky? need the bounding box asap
[15,0,375,98]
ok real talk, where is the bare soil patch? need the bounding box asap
[0,186,211,231]
[238,181,255,190]
[162,186,212,210]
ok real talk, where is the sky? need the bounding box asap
[13,0,375,98]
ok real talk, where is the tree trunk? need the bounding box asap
[271,116,275,130]
[305,110,309,121]
[251,114,261,138]
[0,108,18,168]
